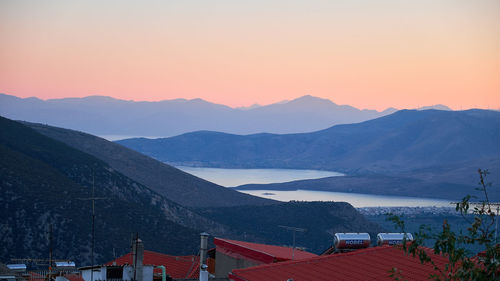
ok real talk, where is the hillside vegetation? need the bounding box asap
[2,116,382,265]
[0,116,231,265]
[197,201,384,254]
[25,122,273,207]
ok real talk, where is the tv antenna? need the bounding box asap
[78,171,106,281]
[278,225,306,259]
[325,229,335,244]
[11,225,73,280]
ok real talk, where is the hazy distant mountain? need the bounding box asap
[417,104,451,111]
[236,103,262,110]
[117,109,500,175]
[2,93,400,137]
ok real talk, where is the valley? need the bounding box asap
[2,99,498,271]
[117,109,500,201]
[1,116,383,266]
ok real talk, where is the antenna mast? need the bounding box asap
[78,171,105,281]
[278,225,306,259]
[48,224,53,281]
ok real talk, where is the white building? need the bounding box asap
[80,238,152,281]
[79,265,153,281]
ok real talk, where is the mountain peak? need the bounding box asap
[287,95,336,105]
[236,103,262,110]
[417,104,452,111]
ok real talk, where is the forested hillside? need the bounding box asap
[0,116,230,265]
[25,121,272,207]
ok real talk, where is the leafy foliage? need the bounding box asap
[388,169,499,280]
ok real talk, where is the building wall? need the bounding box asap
[122,265,134,281]
[122,265,152,281]
[81,267,106,281]
[81,265,152,281]
[214,251,260,278]
[142,266,153,281]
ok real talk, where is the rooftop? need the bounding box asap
[105,250,199,279]
[229,245,449,281]
[214,237,317,264]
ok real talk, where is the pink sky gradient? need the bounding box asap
[1,0,499,110]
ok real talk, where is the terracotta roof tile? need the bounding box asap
[214,238,317,264]
[105,250,199,279]
[229,245,449,281]
[64,274,85,281]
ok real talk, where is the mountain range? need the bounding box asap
[117,109,500,200]
[118,109,500,172]
[0,93,450,138]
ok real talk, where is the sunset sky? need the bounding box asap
[0,0,499,110]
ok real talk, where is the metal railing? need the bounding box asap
[26,270,80,281]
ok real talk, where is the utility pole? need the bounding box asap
[278,225,306,259]
[48,224,53,281]
[133,233,138,281]
[495,205,500,243]
[78,172,105,281]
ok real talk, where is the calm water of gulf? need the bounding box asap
[237,189,451,208]
[175,166,451,207]
[175,166,344,187]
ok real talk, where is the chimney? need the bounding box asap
[199,232,209,266]
[199,232,209,281]
[132,238,144,281]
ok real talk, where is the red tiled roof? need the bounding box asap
[64,274,84,281]
[214,238,317,264]
[229,245,450,281]
[27,272,44,279]
[105,250,199,279]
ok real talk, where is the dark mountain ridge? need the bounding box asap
[118,109,500,174]
[24,121,273,207]
[197,201,384,254]
[0,116,232,265]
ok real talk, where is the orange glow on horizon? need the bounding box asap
[0,0,499,111]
